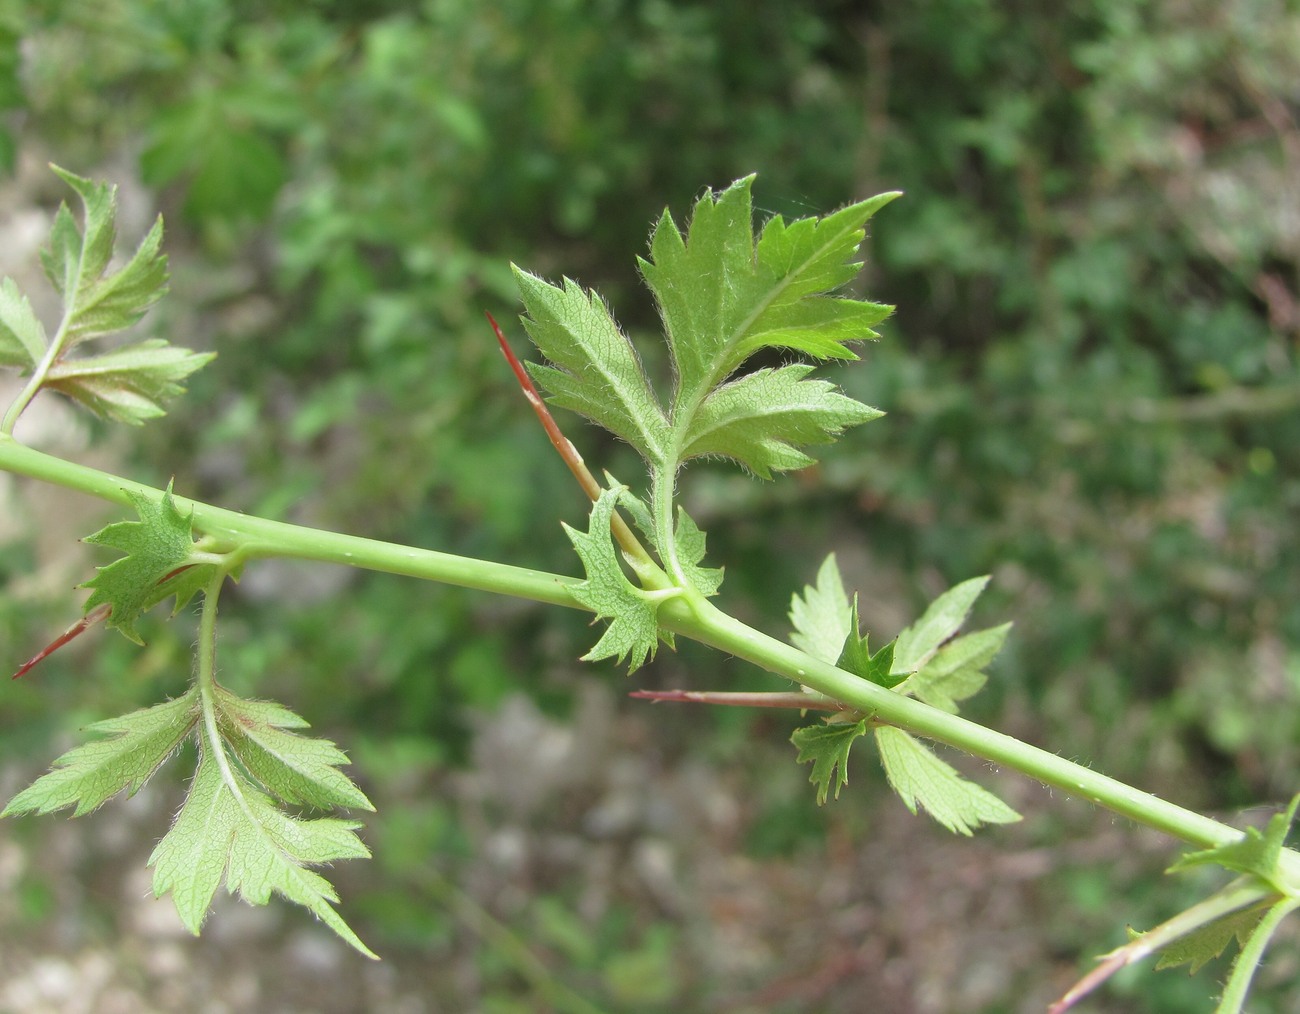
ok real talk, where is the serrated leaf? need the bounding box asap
[46,339,214,425]
[838,598,902,688]
[149,743,375,958]
[1169,795,1300,891]
[902,622,1011,712]
[41,166,117,301]
[874,726,1020,835]
[81,482,218,644]
[514,266,669,461]
[2,689,199,817]
[671,506,723,596]
[792,718,867,805]
[0,276,46,367]
[563,486,665,672]
[639,177,897,407]
[891,576,991,676]
[681,364,882,478]
[789,554,852,665]
[1154,906,1266,973]
[64,216,169,346]
[215,686,374,812]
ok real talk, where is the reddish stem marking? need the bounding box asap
[12,603,112,679]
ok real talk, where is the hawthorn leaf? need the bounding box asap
[563,485,665,672]
[874,726,1020,835]
[148,745,375,958]
[639,176,897,405]
[891,576,991,677]
[788,553,852,665]
[1169,795,1300,892]
[514,266,669,461]
[902,622,1012,713]
[792,718,867,805]
[41,166,117,302]
[0,276,46,367]
[46,339,215,425]
[838,598,902,688]
[681,364,882,478]
[671,506,723,596]
[2,689,199,818]
[215,686,374,812]
[81,482,220,643]
[1153,906,1267,974]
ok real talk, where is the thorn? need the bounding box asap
[12,603,112,679]
[629,689,848,711]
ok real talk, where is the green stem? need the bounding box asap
[660,596,1258,855]
[1,434,1289,869]
[1217,895,1300,1014]
[0,435,578,609]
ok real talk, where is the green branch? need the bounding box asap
[3,432,1282,866]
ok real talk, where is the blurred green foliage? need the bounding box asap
[2,0,1299,1009]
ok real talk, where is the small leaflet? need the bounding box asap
[891,576,991,676]
[874,726,1020,836]
[80,483,219,644]
[788,554,853,666]
[792,719,868,805]
[1,689,199,817]
[1169,794,1300,893]
[562,486,664,672]
[0,166,211,426]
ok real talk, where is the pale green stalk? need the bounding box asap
[3,433,1295,876]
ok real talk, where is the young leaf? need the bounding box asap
[891,576,991,676]
[838,598,902,688]
[671,506,723,597]
[789,553,852,665]
[680,364,882,478]
[81,483,220,643]
[46,339,215,426]
[1153,906,1266,974]
[639,176,897,402]
[2,689,199,817]
[0,277,47,366]
[513,267,669,462]
[0,165,209,428]
[874,726,1020,835]
[563,485,667,672]
[214,686,374,812]
[1169,795,1300,892]
[148,744,375,958]
[901,622,1012,713]
[792,718,868,805]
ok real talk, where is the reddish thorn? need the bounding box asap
[629,689,848,711]
[12,603,112,679]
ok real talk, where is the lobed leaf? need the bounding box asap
[874,726,1020,835]
[148,745,375,958]
[215,687,374,812]
[0,277,47,367]
[2,689,199,817]
[46,339,215,425]
[891,576,991,677]
[562,485,666,672]
[1169,795,1300,892]
[670,506,723,597]
[681,364,881,478]
[902,622,1012,713]
[513,266,669,461]
[639,176,897,404]
[838,598,902,688]
[1153,907,1267,974]
[81,483,220,643]
[788,553,853,665]
[792,719,867,805]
